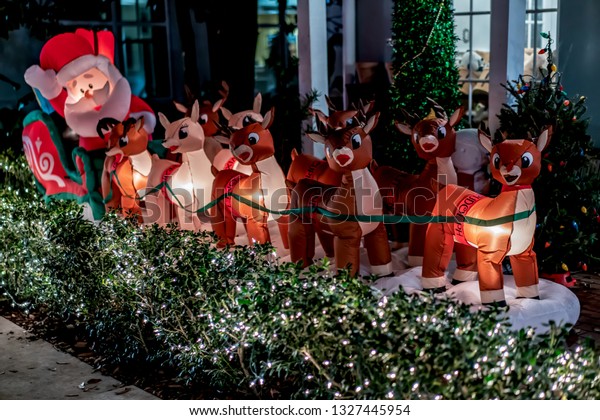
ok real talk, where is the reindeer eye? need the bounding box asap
[88,84,93,89]
[179,125,188,139]
[521,152,534,168]
[248,132,259,145]
[119,136,128,148]
[437,126,446,138]
[199,114,209,124]
[492,153,500,169]
[351,133,362,149]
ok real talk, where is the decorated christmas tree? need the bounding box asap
[498,32,600,275]
[385,0,461,171]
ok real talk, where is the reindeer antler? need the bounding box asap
[213,81,230,113]
[96,117,121,139]
[426,97,448,120]
[400,108,420,126]
[325,95,337,113]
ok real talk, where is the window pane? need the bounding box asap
[524,11,558,78]
[471,15,491,79]
[473,0,491,12]
[455,14,470,69]
[121,26,170,98]
[454,0,470,13]
[537,0,558,9]
[121,0,165,23]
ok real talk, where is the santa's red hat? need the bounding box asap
[40,29,116,87]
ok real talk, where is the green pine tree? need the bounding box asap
[385,0,462,171]
[498,32,600,274]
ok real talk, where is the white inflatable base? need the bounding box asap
[239,221,581,335]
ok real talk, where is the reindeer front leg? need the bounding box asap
[245,212,270,245]
[288,181,317,266]
[277,215,290,249]
[421,221,455,292]
[477,249,507,306]
[408,223,427,266]
[334,221,362,277]
[452,243,478,284]
[177,206,199,231]
[509,241,539,299]
[363,223,393,276]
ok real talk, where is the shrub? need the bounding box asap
[1,154,599,399]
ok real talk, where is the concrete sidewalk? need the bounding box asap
[0,316,158,400]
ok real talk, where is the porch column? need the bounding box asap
[342,0,356,109]
[297,0,329,157]
[489,0,526,134]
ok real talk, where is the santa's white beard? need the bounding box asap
[65,77,132,138]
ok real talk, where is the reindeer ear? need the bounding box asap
[174,101,188,115]
[449,106,465,127]
[190,100,201,123]
[253,93,262,113]
[214,135,232,145]
[536,126,552,152]
[307,132,326,144]
[395,121,412,136]
[478,129,492,153]
[220,107,232,121]
[261,107,275,129]
[135,116,145,132]
[363,112,380,134]
[158,112,170,130]
[212,99,224,113]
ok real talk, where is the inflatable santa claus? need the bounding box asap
[22,28,155,219]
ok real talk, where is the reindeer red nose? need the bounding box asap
[336,154,351,165]
[238,151,251,161]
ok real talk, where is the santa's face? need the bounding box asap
[66,67,111,106]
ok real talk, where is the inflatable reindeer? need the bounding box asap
[173,82,247,172]
[372,99,478,284]
[142,101,215,229]
[421,128,551,306]
[97,116,152,220]
[211,107,289,247]
[288,110,392,277]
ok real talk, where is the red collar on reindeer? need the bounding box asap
[39,29,115,87]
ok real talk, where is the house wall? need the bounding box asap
[558,0,600,146]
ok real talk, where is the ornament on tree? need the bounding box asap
[22,28,155,220]
[421,128,552,306]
